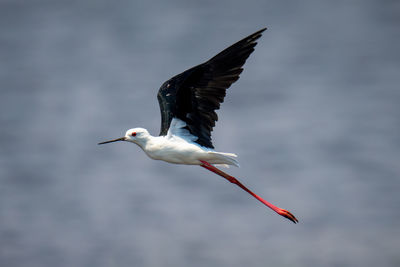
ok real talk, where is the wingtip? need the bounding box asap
[247,27,267,42]
[255,27,267,35]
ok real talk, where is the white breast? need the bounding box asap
[142,135,204,165]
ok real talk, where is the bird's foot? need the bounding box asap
[276,208,298,224]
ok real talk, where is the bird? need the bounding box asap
[98,28,298,223]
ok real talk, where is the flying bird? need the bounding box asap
[99,28,298,223]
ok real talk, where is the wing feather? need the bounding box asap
[157,28,266,148]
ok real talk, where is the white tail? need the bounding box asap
[207,152,240,168]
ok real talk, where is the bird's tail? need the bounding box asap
[207,152,240,168]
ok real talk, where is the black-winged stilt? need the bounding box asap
[99,28,298,223]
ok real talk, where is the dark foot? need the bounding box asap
[276,208,299,224]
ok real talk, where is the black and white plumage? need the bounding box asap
[99,28,298,223]
[157,28,265,148]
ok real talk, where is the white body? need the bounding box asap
[125,118,239,167]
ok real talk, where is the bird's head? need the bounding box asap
[98,128,150,146]
[124,128,149,143]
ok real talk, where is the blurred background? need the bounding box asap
[1,0,399,266]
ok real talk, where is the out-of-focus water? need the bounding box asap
[1,0,399,266]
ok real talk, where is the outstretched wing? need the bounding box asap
[157,28,266,148]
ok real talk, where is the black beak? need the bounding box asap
[98,137,126,145]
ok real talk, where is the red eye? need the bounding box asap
[131,132,136,137]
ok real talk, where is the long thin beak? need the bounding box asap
[98,137,126,145]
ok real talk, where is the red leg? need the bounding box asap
[200,160,298,223]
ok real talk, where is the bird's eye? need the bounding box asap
[131,132,136,137]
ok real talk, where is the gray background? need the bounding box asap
[1,0,399,266]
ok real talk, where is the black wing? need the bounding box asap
[157,28,266,148]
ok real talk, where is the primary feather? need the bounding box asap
[157,28,266,148]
